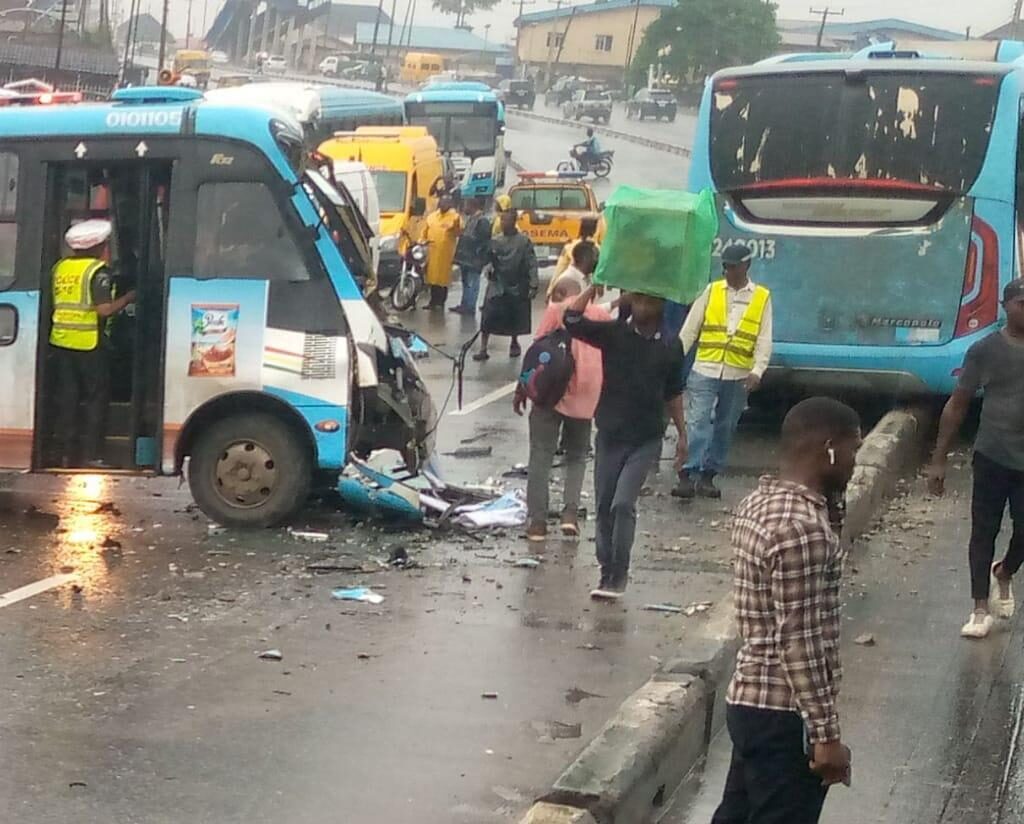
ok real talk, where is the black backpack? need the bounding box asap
[519,328,576,408]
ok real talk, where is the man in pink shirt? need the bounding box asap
[514,243,608,541]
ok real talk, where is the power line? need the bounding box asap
[809,5,843,50]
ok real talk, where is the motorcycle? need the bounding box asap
[390,242,428,312]
[557,147,615,178]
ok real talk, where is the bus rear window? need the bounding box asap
[709,72,1001,194]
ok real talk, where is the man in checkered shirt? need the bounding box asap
[712,397,861,824]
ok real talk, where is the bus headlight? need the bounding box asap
[379,233,399,253]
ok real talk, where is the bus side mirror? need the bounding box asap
[411,197,427,217]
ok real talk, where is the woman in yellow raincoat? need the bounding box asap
[419,194,463,309]
[492,193,512,236]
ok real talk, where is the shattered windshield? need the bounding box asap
[709,71,1001,193]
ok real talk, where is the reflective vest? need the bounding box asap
[50,257,105,351]
[696,281,771,371]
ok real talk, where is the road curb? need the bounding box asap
[517,405,934,824]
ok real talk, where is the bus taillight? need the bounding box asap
[955,216,999,337]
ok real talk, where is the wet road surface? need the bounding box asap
[666,454,1024,824]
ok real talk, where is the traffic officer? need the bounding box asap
[675,243,773,499]
[50,219,135,468]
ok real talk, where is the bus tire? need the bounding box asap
[188,412,312,528]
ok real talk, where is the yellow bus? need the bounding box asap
[172,50,211,88]
[400,52,444,85]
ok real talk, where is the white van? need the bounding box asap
[332,160,381,275]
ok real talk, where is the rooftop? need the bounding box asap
[518,0,674,26]
[353,23,509,54]
[0,41,120,75]
[776,17,963,43]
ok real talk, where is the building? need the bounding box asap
[515,0,674,84]
[352,22,508,70]
[777,17,964,52]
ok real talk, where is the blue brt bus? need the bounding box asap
[689,42,1024,395]
[404,83,507,198]
[0,86,435,526]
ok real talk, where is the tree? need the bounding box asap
[629,0,780,90]
[431,0,501,28]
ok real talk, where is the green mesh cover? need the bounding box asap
[593,186,719,304]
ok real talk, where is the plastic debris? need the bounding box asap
[854,633,876,646]
[642,603,684,614]
[332,586,385,605]
[456,491,528,529]
[481,691,499,699]
[207,524,226,536]
[443,446,493,459]
[512,557,541,569]
[290,529,329,542]
[683,601,715,616]
[257,649,283,661]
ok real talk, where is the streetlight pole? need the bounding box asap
[55,0,69,72]
[157,0,170,71]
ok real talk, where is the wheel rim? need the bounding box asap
[392,275,417,309]
[213,439,279,509]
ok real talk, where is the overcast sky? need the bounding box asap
[133,0,1017,49]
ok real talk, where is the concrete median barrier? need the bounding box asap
[518,404,934,824]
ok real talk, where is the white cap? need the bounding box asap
[65,219,112,251]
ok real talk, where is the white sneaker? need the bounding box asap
[590,588,622,601]
[990,563,1015,619]
[961,611,995,639]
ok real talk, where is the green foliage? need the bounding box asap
[431,0,501,28]
[629,0,780,89]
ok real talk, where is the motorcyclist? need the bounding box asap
[572,128,602,169]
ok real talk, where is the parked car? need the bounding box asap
[319,55,341,76]
[562,88,612,124]
[626,87,678,122]
[546,76,583,107]
[265,55,288,74]
[498,78,535,109]
[210,50,229,65]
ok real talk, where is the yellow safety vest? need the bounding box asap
[696,281,771,371]
[50,257,105,351]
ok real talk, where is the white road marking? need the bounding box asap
[0,573,77,609]
[448,382,517,417]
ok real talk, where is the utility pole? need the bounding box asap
[405,0,417,46]
[120,0,141,82]
[369,0,384,55]
[810,6,843,50]
[55,0,69,72]
[385,0,397,59]
[513,0,536,76]
[157,0,171,70]
[623,0,641,87]
[186,0,193,48]
[1013,0,1024,42]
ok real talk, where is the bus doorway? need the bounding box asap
[35,161,171,471]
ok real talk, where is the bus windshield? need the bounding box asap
[406,101,498,155]
[371,170,407,212]
[710,71,1001,194]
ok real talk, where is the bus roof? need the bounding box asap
[205,82,401,125]
[713,57,1016,81]
[405,85,499,103]
[0,86,303,175]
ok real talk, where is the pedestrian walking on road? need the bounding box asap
[562,285,686,599]
[712,396,860,824]
[676,243,773,500]
[419,194,462,310]
[475,209,538,361]
[492,193,513,236]
[515,257,609,542]
[927,279,1024,639]
[551,216,600,284]
[548,238,598,302]
[451,197,491,316]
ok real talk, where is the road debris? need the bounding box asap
[532,720,582,742]
[93,501,121,516]
[290,529,329,542]
[683,601,715,617]
[257,649,283,661]
[100,536,122,550]
[307,558,365,573]
[443,446,493,459]
[565,686,603,704]
[854,633,876,647]
[481,691,499,699]
[332,586,385,605]
[511,557,541,569]
[642,603,684,614]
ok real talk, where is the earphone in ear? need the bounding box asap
[827,447,836,465]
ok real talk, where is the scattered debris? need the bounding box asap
[166,613,188,623]
[207,524,226,536]
[182,571,206,580]
[642,603,684,614]
[93,502,121,516]
[481,691,499,699]
[502,464,529,479]
[565,686,603,705]
[356,652,378,660]
[290,529,329,542]
[443,446,493,459]
[257,649,283,661]
[307,558,365,573]
[272,690,292,696]
[854,633,876,647]
[100,536,122,550]
[512,557,541,569]
[331,586,385,605]
[532,720,582,742]
[683,601,714,617]
[454,491,528,529]
[578,643,603,651]
[68,781,88,789]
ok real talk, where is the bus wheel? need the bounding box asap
[188,413,312,528]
